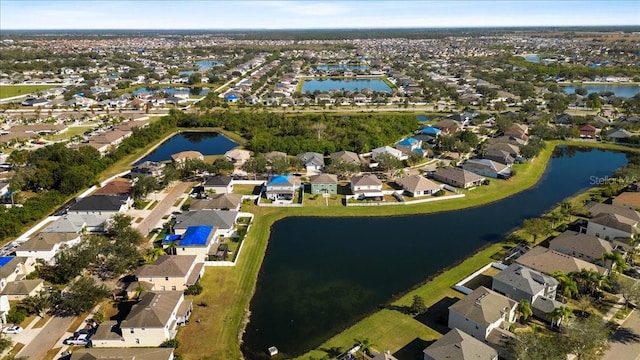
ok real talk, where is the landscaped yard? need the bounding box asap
[0,84,57,99]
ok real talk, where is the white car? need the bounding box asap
[2,326,23,334]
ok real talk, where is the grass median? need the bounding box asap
[0,84,57,99]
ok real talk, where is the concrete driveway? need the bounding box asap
[135,182,193,237]
[602,310,640,360]
[17,316,75,359]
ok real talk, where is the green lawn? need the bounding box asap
[43,126,94,141]
[0,84,57,99]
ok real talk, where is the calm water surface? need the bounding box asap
[134,132,238,165]
[243,147,628,358]
[563,85,640,98]
[302,78,391,93]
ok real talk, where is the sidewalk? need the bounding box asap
[604,295,627,324]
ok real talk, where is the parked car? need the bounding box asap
[2,325,23,334]
[64,333,90,346]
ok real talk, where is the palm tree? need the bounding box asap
[516,299,533,323]
[552,271,579,302]
[548,305,573,329]
[166,240,179,256]
[601,251,628,274]
[144,247,166,263]
[546,210,564,229]
[356,338,374,357]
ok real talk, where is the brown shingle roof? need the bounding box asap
[396,175,440,193]
[516,246,608,275]
[135,255,197,278]
[121,291,183,328]
[448,286,516,327]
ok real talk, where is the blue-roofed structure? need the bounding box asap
[265,175,301,203]
[0,257,13,268]
[395,137,423,156]
[396,138,419,147]
[419,126,442,135]
[162,226,216,261]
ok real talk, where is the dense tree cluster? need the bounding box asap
[172,110,419,154]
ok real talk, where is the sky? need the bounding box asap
[1,0,638,30]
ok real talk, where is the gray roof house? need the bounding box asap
[586,213,639,241]
[70,348,174,360]
[492,263,562,321]
[297,152,325,172]
[462,159,511,179]
[395,175,441,197]
[483,148,515,166]
[549,230,613,264]
[68,194,131,216]
[350,173,383,199]
[448,286,516,340]
[433,167,485,189]
[174,210,238,238]
[423,328,498,360]
[190,193,243,211]
[134,255,203,292]
[203,175,234,194]
[606,128,633,143]
[131,161,165,179]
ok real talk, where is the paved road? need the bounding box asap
[602,310,640,360]
[135,182,193,236]
[17,316,75,360]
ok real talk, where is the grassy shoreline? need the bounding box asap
[178,139,618,360]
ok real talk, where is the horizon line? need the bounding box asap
[2,24,640,31]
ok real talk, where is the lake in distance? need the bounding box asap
[242,147,628,359]
[562,84,640,98]
[134,132,238,165]
[302,78,391,93]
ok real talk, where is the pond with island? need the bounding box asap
[242,146,628,359]
[134,132,238,165]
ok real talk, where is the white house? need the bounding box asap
[350,173,383,199]
[15,232,82,264]
[371,146,407,161]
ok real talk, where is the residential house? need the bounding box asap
[330,150,362,166]
[350,174,383,200]
[171,151,204,167]
[134,255,204,292]
[265,175,300,203]
[70,348,175,360]
[67,194,131,216]
[606,128,633,143]
[0,257,36,291]
[162,226,217,262]
[579,124,597,138]
[395,175,441,197]
[491,264,562,321]
[190,193,243,211]
[486,142,521,159]
[0,279,44,301]
[173,210,239,238]
[483,148,515,166]
[43,213,108,234]
[15,232,82,264]
[489,136,527,148]
[586,213,639,241]
[92,291,191,348]
[549,230,613,264]
[433,167,485,189]
[371,146,406,161]
[423,328,498,360]
[131,161,165,180]
[419,126,442,137]
[94,178,132,196]
[309,173,338,195]
[462,159,511,179]
[395,138,423,156]
[448,286,516,340]
[297,152,325,173]
[433,119,462,134]
[613,192,640,211]
[225,149,251,167]
[515,246,608,276]
[503,123,529,140]
[203,175,233,194]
